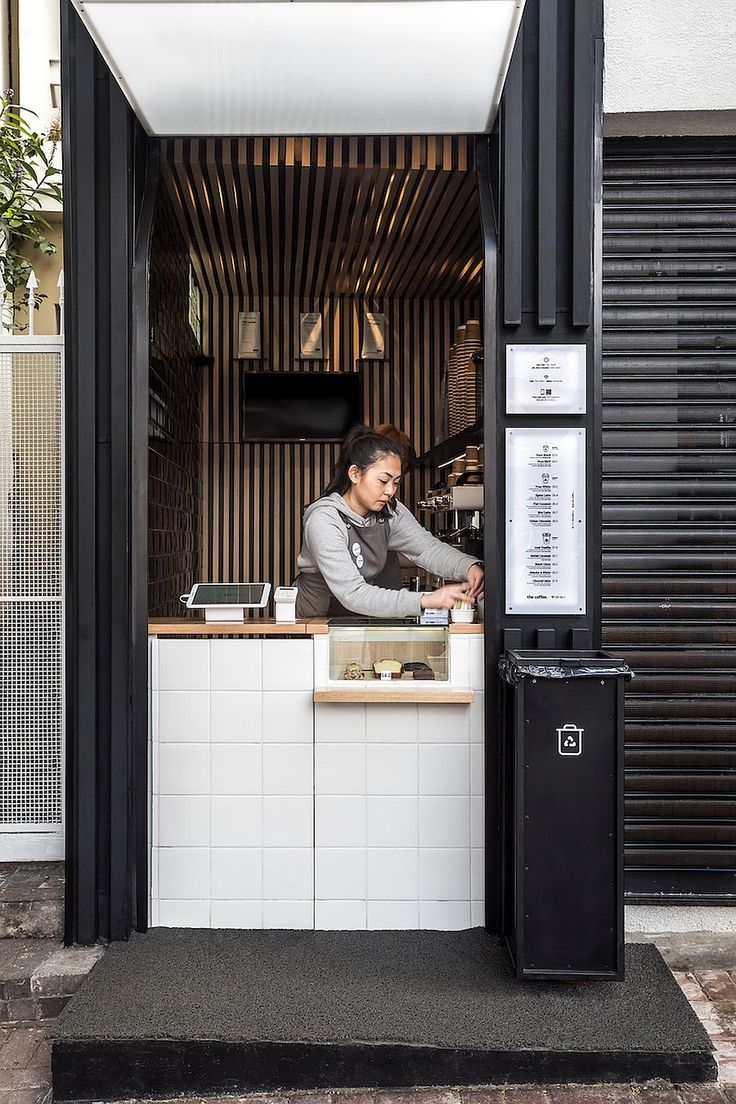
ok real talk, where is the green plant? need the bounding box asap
[0,89,62,328]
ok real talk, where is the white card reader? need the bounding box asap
[274,586,299,623]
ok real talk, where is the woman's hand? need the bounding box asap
[420,582,470,610]
[466,563,484,601]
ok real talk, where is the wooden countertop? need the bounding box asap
[148,618,483,636]
[148,617,328,636]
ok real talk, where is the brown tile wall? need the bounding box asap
[148,191,202,617]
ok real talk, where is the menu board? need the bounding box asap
[506,344,586,414]
[505,428,586,615]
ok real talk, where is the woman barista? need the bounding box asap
[295,426,484,618]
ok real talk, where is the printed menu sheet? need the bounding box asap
[506,344,586,413]
[361,311,387,358]
[238,311,261,358]
[300,312,323,358]
[505,428,586,615]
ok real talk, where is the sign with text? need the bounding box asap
[505,428,586,615]
[300,312,323,358]
[361,311,387,359]
[506,344,586,414]
[238,311,261,359]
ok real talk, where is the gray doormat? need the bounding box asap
[51,927,715,1102]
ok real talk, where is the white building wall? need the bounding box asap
[14,0,62,334]
[604,0,736,135]
[0,0,9,94]
[18,0,60,154]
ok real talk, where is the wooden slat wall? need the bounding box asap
[160,135,482,591]
[162,137,481,303]
[201,295,477,588]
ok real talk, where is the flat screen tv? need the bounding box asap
[242,370,362,442]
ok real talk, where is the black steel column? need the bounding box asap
[482,0,604,933]
[61,0,154,943]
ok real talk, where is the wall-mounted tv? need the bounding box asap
[242,370,362,442]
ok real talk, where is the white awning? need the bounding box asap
[71,0,524,136]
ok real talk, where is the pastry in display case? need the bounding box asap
[327,621,449,683]
[406,662,435,680]
[342,661,364,680]
[373,659,404,679]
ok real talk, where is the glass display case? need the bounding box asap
[327,621,449,683]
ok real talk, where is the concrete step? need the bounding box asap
[628,930,736,971]
[50,929,717,1103]
[0,940,104,1025]
[0,863,64,940]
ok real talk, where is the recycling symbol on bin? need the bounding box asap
[557,722,583,757]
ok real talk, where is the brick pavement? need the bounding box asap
[0,1021,51,1104]
[0,969,734,1104]
[673,970,736,1086]
[0,863,64,941]
[0,939,104,1024]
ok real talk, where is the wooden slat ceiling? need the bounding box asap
[161,136,482,303]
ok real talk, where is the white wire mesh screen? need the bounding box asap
[0,348,63,829]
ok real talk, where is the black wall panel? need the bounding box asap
[61,2,154,942]
[488,0,604,660]
[148,189,202,618]
[484,0,604,932]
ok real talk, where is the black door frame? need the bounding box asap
[62,0,603,943]
[480,0,604,935]
[61,1,157,943]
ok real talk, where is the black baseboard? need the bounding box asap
[52,1038,717,1103]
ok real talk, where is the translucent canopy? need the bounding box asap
[71,0,524,135]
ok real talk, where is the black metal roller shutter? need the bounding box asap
[602,137,736,903]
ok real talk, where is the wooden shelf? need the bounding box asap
[314,687,475,704]
[418,420,483,468]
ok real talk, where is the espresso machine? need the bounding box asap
[418,445,484,562]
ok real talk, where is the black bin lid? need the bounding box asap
[498,649,634,683]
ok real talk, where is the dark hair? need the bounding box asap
[375,422,418,473]
[321,424,402,511]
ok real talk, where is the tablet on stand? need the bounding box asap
[180,582,272,622]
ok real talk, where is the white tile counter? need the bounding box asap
[313,690,485,930]
[150,636,315,929]
[148,628,485,931]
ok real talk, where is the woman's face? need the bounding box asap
[348,452,402,514]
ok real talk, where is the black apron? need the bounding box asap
[295,511,400,618]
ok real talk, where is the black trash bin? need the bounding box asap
[498,650,633,981]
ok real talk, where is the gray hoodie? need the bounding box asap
[297,492,480,618]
